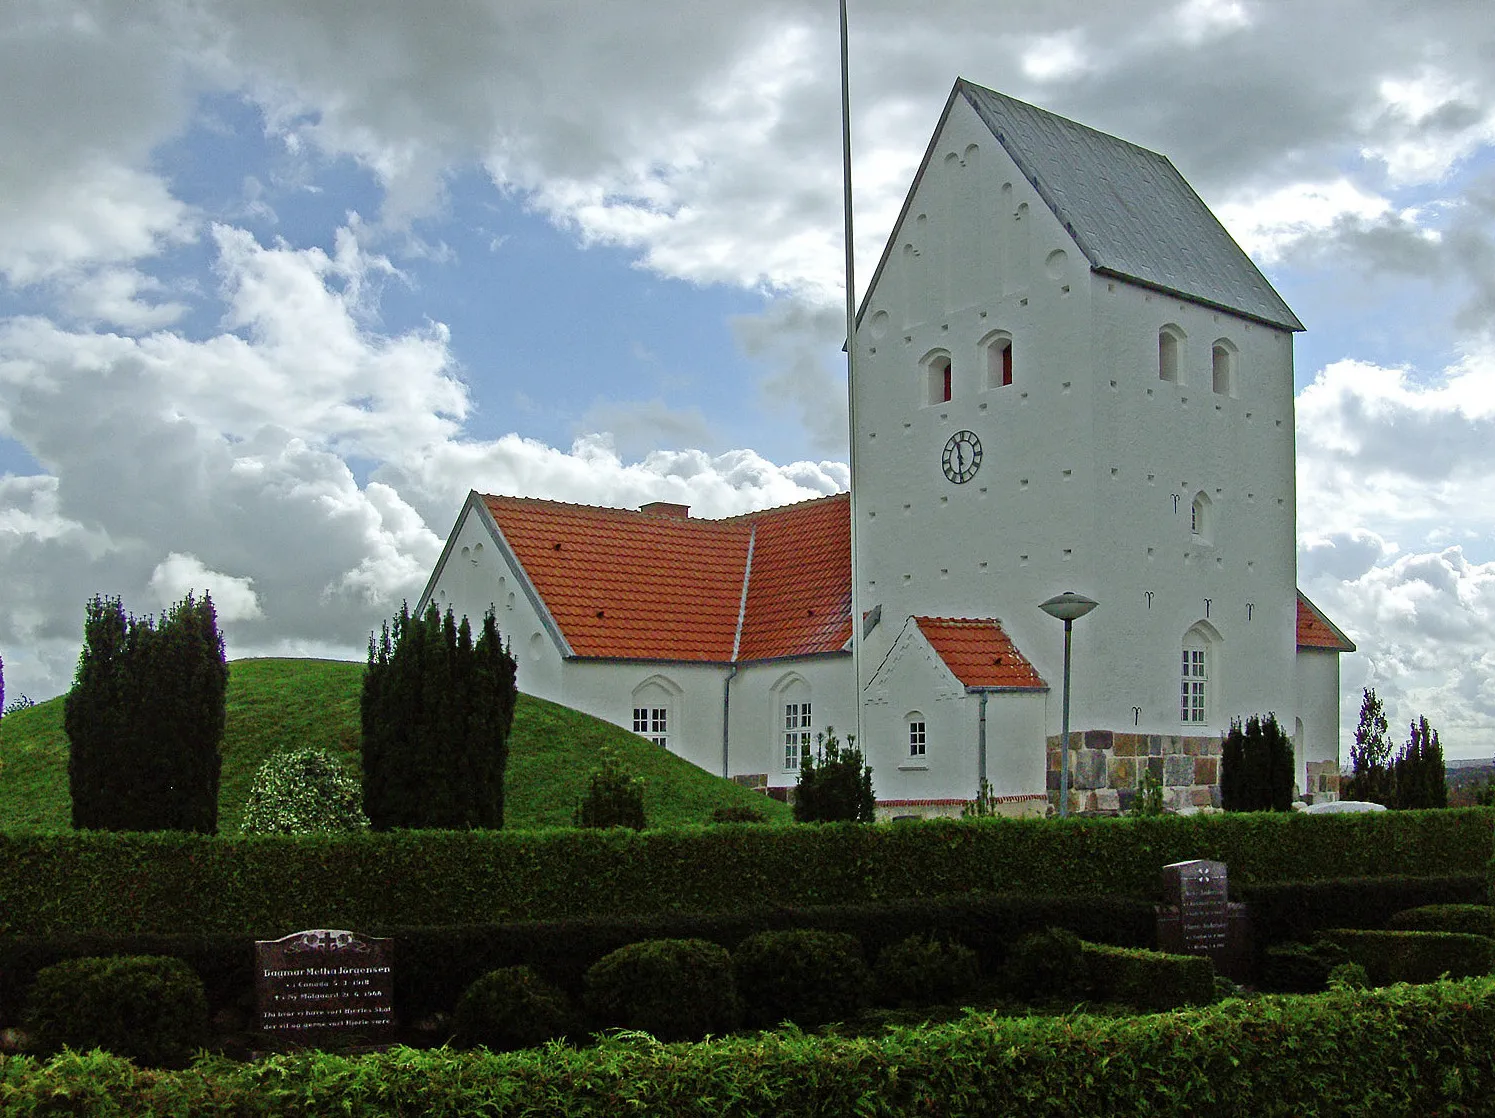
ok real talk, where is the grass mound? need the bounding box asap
[0,658,790,832]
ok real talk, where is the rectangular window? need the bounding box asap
[909,721,927,757]
[783,701,812,769]
[1001,343,1013,386]
[1181,651,1206,723]
[634,706,668,747]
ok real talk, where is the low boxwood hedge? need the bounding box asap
[1319,929,1495,986]
[1387,904,1495,937]
[2,979,1493,1116]
[1234,873,1485,950]
[1082,942,1216,1010]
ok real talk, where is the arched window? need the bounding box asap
[1190,491,1213,545]
[1159,325,1184,383]
[925,352,953,405]
[1212,340,1236,396]
[982,331,1014,388]
[772,673,813,770]
[631,675,682,750]
[907,711,928,759]
[1180,623,1219,726]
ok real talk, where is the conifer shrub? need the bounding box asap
[873,934,979,1009]
[998,927,1088,1002]
[361,603,516,830]
[574,749,647,830]
[23,955,208,1067]
[240,748,369,835]
[1387,904,1495,937]
[65,593,227,833]
[584,938,739,1042]
[1328,961,1370,989]
[453,965,572,1051]
[1219,713,1293,811]
[733,928,869,1029]
[793,728,875,823]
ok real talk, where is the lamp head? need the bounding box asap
[1039,591,1099,623]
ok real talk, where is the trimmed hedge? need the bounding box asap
[1388,904,1495,937]
[453,966,571,1052]
[733,929,869,1029]
[2,980,1494,1115]
[1235,873,1486,949]
[1081,942,1217,1010]
[0,895,1155,1029]
[1319,929,1495,987]
[2,809,1490,937]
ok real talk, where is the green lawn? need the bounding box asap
[0,658,791,832]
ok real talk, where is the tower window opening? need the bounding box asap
[1159,326,1183,383]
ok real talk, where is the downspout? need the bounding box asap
[977,690,988,792]
[724,525,756,778]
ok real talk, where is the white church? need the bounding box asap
[419,79,1356,817]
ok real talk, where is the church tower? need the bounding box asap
[851,80,1308,811]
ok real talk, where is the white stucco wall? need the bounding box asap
[1295,647,1342,781]
[865,622,1048,802]
[727,655,857,788]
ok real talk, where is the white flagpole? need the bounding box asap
[839,0,864,761]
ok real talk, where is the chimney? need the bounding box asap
[640,501,690,518]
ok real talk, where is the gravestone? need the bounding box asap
[1155,859,1251,980]
[255,929,394,1045]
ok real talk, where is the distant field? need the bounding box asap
[0,658,791,832]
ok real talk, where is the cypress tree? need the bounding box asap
[1221,713,1293,811]
[361,602,516,829]
[1391,715,1446,810]
[1346,688,1393,804]
[64,593,226,832]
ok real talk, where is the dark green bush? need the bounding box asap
[1081,942,1216,1010]
[1387,904,1495,937]
[999,927,1088,1002]
[734,929,869,1029]
[23,955,208,1067]
[574,750,647,830]
[584,938,738,1042]
[1320,929,1495,986]
[1260,940,1351,994]
[873,934,979,1009]
[1328,961,1370,990]
[453,965,571,1051]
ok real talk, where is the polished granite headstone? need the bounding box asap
[255,929,394,1045]
[1156,859,1251,980]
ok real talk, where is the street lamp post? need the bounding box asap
[1039,591,1098,818]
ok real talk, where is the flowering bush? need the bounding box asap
[240,747,369,835]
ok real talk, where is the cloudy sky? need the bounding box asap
[2,0,1493,758]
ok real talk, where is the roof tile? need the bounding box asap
[914,617,1047,690]
[483,492,850,663]
[1297,591,1356,652]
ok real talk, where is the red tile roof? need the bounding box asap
[1296,591,1357,652]
[482,492,850,663]
[914,617,1048,689]
[731,495,852,661]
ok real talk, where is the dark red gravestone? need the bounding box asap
[255,929,394,1045]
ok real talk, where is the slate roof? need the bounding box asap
[860,79,1303,333]
[914,617,1048,690]
[481,492,850,663]
[1296,591,1357,652]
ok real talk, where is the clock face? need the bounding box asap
[941,430,983,484]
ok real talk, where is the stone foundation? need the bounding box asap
[1047,730,1222,815]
